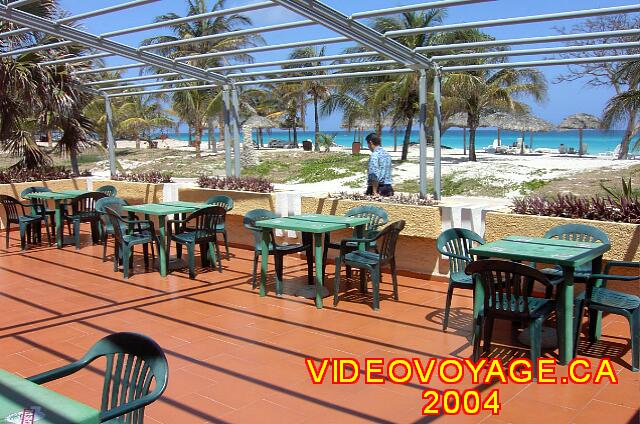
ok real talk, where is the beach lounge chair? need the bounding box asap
[484,139,500,153]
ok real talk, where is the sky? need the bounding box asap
[57,0,637,130]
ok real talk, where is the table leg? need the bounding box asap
[260,228,270,297]
[589,256,604,341]
[55,200,63,248]
[314,233,324,309]
[157,215,168,277]
[559,266,575,365]
[355,224,366,293]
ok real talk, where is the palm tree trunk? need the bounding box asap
[135,135,140,150]
[401,117,413,161]
[70,149,80,175]
[393,127,397,152]
[188,124,193,147]
[618,109,636,159]
[47,130,53,148]
[194,125,202,159]
[469,126,478,161]
[292,115,299,148]
[463,127,467,155]
[313,93,320,152]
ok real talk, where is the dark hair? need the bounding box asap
[365,133,381,146]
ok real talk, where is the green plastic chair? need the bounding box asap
[541,224,611,297]
[243,209,313,291]
[333,220,405,310]
[21,186,56,240]
[0,195,49,250]
[64,192,108,250]
[322,205,389,280]
[575,261,640,371]
[27,332,168,423]
[105,208,159,279]
[96,197,128,261]
[169,206,225,279]
[205,195,234,259]
[465,260,555,378]
[96,185,118,197]
[436,228,485,331]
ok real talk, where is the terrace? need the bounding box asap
[0,228,637,423]
[0,0,639,422]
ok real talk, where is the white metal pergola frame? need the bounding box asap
[0,0,638,199]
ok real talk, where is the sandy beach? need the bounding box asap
[85,139,638,206]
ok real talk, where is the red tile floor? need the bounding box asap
[0,228,638,423]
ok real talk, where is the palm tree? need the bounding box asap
[119,96,174,148]
[141,0,262,158]
[287,47,332,152]
[368,10,445,161]
[445,68,547,161]
[602,60,640,158]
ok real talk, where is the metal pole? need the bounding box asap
[418,69,428,199]
[433,70,442,200]
[230,86,242,177]
[222,87,233,177]
[104,95,117,178]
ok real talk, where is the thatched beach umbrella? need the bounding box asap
[518,114,555,150]
[559,113,601,157]
[243,115,278,148]
[446,113,470,154]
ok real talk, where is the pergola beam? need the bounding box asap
[441,54,640,72]
[432,41,640,62]
[271,0,432,69]
[386,4,640,36]
[0,0,160,39]
[416,28,640,53]
[0,4,229,84]
[351,0,493,18]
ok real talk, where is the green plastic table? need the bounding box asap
[470,235,610,365]
[256,214,369,308]
[23,190,89,248]
[122,202,209,277]
[0,369,99,424]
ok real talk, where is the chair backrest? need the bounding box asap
[96,185,118,197]
[436,228,485,275]
[465,259,550,319]
[70,192,107,215]
[183,206,226,238]
[243,209,276,248]
[96,197,128,216]
[544,224,610,245]
[105,207,127,242]
[206,195,234,211]
[377,220,405,262]
[20,186,51,210]
[0,195,22,222]
[345,205,388,234]
[79,332,168,424]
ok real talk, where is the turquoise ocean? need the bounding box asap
[167,129,637,155]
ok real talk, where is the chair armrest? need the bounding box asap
[604,260,640,274]
[589,273,640,283]
[27,361,87,385]
[442,252,472,262]
[339,237,376,255]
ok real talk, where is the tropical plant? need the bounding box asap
[602,60,640,155]
[141,0,263,158]
[119,95,174,148]
[444,68,547,161]
[600,176,638,205]
[317,133,336,152]
[287,46,332,152]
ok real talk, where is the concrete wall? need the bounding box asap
[485,212,640,262]
[0,178,88,229]
[91,180,164,205]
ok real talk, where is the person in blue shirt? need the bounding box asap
[365,133,394,196]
